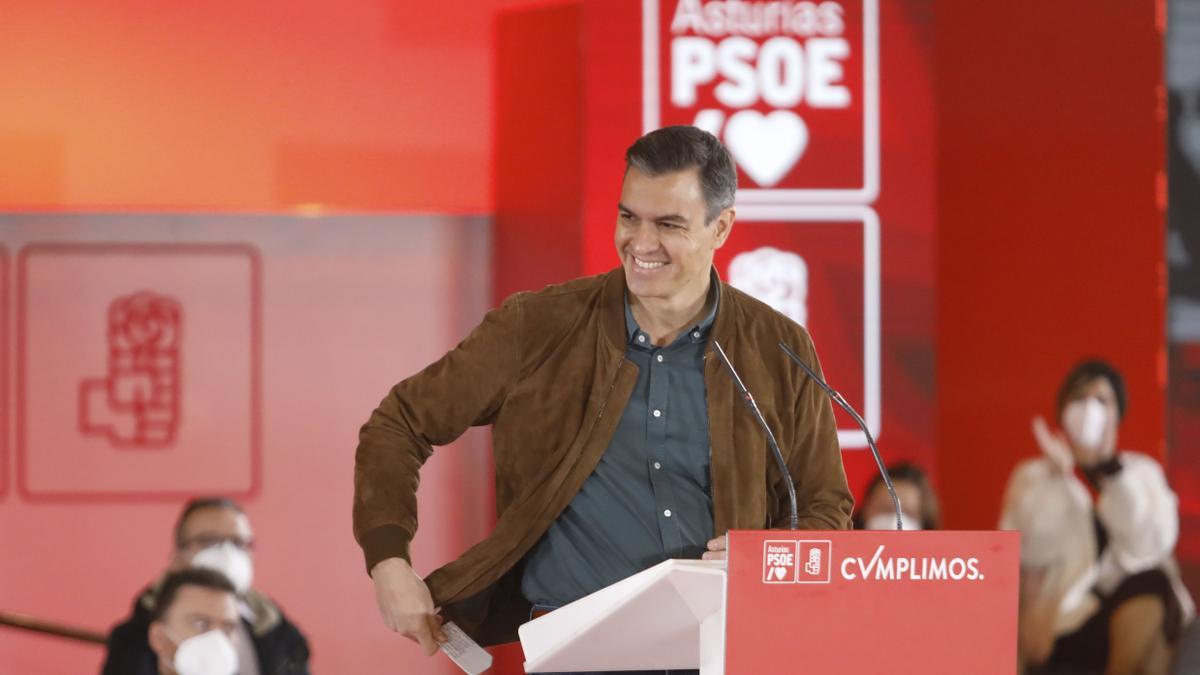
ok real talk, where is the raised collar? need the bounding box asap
[601,266,735,355]
[624,272,720,347]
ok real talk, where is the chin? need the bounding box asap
[623,274,649,295]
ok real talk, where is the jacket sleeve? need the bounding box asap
[1096,452,1179,573]
[353,295,523,574]
[775,329,854,530]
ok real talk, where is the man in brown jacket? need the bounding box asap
[354,126,853,665]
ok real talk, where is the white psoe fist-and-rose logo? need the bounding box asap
[728,247,809,326]
[647,0,876,196]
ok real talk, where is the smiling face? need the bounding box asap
[615,167,733,307]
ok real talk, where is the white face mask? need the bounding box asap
[191,543,254,594]
[1063,397,1108,450]
[171,629,239,675]
[864,511,923,531]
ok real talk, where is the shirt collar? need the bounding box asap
[624,270,721,346]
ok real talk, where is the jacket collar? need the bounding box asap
[601,266,735,355]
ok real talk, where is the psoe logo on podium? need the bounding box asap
[16,243,261,501]
[643,0,879,203]
[797,540,833,583]
[763,540,798,583]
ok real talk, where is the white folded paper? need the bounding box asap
[519,558,727,673]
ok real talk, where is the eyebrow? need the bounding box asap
[617,203,687,224]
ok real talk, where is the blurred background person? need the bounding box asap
[854,461,941,531]
[1000,360,1195,674]
[145,568,241,675]
[102,497,310,675]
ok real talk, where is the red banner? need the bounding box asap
[726,529,1019,673]
[645,0,877,201]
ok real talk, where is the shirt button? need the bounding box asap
[652,409,662,418]
[663,509,672,517]
[692,331,701,339]
[656,354,664,363]
[654,462,662,470]
[637,334,646,343]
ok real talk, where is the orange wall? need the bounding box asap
[933,0,1166,529]
[0,0,540,213]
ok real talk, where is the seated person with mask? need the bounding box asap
[102,497,311,675]
[853,461,940,531]
[146,568,241,675]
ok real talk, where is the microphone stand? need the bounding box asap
[778,341,903,530]
[711,339,799,530]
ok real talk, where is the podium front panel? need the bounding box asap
[726,530,1018,674]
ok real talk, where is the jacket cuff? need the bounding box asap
[359,524,413,575]
[1083,456,1124,489]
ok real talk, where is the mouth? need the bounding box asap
[631,255,668,271]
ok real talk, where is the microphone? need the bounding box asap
[778,341,903,531]
[711,339,798,530]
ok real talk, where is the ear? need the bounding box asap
[712,207,736,249]
[148,621,173,661]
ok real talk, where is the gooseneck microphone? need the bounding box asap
[711,339,799,530]
[778,341,903,531]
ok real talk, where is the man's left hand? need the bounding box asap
[702,534,727,561]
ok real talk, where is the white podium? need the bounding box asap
[518,559,727,674]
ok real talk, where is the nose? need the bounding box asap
[629,221,661,254]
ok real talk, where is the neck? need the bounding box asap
[630,276,713,346]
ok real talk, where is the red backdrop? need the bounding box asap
[932,0,1167,530]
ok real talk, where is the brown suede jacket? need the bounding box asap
[353,268,852,644]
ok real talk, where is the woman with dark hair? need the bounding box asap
[1000,360,1194,675]
[853,462,940,531]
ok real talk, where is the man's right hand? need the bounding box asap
[370,557,447,656]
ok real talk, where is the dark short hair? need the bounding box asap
[150,568,237,622]
[173,497,245,549]
[625,126,737,222]
[857,462,941,530]
[1056,359,1127,421]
